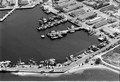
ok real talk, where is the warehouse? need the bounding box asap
[57,0,75,8]
[93,19,108,28]
[92,2,110,9]
[100,5,115,12]
[63,3,83,13]
[77,11,97,21]
[86,16,105,25]
[69,8,86,17]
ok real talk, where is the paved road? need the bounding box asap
[53,38,120,72]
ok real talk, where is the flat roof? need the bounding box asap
[63,3,82,12]
[57,0,75,8]
[70,8,86,17]
[94,19,107,28]
[87,16,105,25]
[100,5,115,12]
[77,11,97,20]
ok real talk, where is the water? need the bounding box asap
[0,69,119,81]
[0,5,119,81]
[0,6,99,63]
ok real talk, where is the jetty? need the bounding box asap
[0,0,19,22]
[0,0,43,22]
[0,8,16,22]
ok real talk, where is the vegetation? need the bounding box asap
[102,45,120,67]
[95,58,101,65]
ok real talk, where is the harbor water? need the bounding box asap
[0,6,119,81]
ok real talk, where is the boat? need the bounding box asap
[42,18,48,24]
[48,17,54,21]
[45,9,51,14]
[37,26,43,31]
[67,25,76,33]
[47,30,66,39]
[41,35,45,38]
[50,36,60,40]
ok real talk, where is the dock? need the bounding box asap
[0,0,19,22]
[0,8,16,22]
[0,0,42,22]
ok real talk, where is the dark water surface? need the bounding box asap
[0,69,119,81]
[0,6,99,63]
[0,6,119,81]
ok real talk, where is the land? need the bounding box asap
[0,0,120,77]
[102,45,120,68]
[0,0,43,21]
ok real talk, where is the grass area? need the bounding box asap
[102,45,120,67]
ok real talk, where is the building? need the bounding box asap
[101,27,116,38]
[69,8,86,17]
[18,0,29,6]
[77,11,97,21]
[55,0,70,4]
[92,2,110,9]
[86,16,105,25]
[114,0,120,4]
[100,5,115,12]
[9,0,16,6]
[107,17,117,24]
[63,3,83,13]
[1,0,9,7]
[98,36,106,42]
[83,1,96,7]
[93,19,107,28]
[57,0,75,8]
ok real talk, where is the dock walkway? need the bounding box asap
[0,8,16,22]
[0,0,42,22]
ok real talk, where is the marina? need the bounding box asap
[0,0,120,81]
[37,15,68,31]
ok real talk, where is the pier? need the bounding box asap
[0,8,16,22]
[0,0,19,22]
[0,0,42,22]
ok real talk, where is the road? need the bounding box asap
[53,38,120,72]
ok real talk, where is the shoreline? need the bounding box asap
[0,0,120,80]
[10,64,120,77]
[0,0,42,22]
[0,0,42,11]
[0,5,36,11]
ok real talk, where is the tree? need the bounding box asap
[85,59,89,63]
[95,58,101,64]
